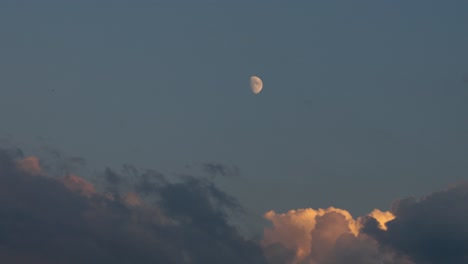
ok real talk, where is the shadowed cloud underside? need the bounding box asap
[1,148,468,264]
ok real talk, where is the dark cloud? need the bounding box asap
[0,148,267,264]
[4,145,468,264]
[262,242,296,264]
[312,184,468,264]
[39,147,86,176]
[364,183,468,264]
[104,167,123,186]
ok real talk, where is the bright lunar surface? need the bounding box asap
[250,76,263,94]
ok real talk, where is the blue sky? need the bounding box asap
[1,0,467,217]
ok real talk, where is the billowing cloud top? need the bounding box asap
[261,207,405,264]
[261,184,468,264]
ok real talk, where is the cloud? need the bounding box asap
[123,192,141,207]
[61,174,96,197]
[39,147,86,176]
[321,233,414,264]
[262,183,468,264]
[368,209,395,231]
[262,242,296,264]
[15,156,42,175]
[3,146,468,264]
[363,182,468,264]
[261,207,363,263]
[0,148,268,264]
[261,206,415,264]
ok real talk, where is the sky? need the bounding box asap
[1,1,468,263]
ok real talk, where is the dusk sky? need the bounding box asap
[1,1,468,263]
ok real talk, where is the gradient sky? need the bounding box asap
[1,0,467,218]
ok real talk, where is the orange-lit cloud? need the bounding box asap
[16,156,42,175]
[15,156,100,200]
[61,174,96,197]
[124,191,142,206]
[262,207,395,264]
[367,209,395,230]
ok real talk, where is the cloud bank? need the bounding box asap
[0,149,267,264]
[2,147,468,264]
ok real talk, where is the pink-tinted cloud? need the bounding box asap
[61,174,96,197]
[15,156,42,175]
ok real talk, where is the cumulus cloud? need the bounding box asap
[261,207,363,263]
[0,148,267,264]
[321,233,414,264]
[3,146,468,264]
[262,183,468,264]
[363,183,468,264]
[261,207,414,264]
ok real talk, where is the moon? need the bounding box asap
[250,76,263,94]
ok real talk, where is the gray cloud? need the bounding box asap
[262,243,296,264]
[0,148,267,264]
[363,183,468,264]
[3,145,468,264]
[39,147,86,177]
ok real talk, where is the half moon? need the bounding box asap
[250,76,263,94]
